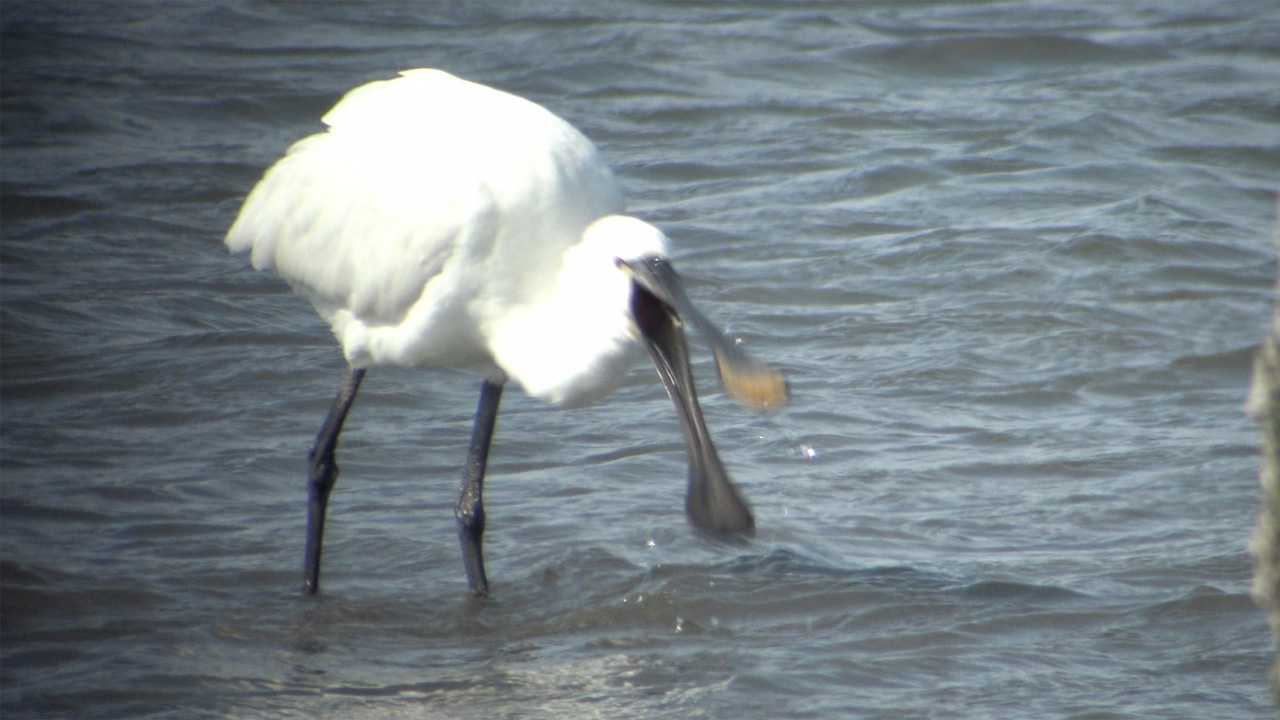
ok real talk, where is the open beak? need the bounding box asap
[619,256,789,536]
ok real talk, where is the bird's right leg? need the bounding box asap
[456,379,503,596]
[303,366,366,595]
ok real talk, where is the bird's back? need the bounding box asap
[226,69,624,370]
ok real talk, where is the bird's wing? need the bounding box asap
[226,69,621,328]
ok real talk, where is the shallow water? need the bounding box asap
[3,1,1277,717]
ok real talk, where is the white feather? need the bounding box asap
[226,69,669,404]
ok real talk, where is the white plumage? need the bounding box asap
[226,69,784,596]
[228,69,659,405]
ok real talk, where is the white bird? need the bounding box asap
[226,69,787,596]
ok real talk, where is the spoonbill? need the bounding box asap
[226,69,787,596]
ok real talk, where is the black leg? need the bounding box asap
[303,366,366,595]
[455,379,503,596]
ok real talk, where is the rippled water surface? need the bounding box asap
[4,1,1278,717]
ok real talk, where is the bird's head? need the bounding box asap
[589,216,788,535]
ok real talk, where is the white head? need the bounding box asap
[485,215,667,407]
[580,215,669,260]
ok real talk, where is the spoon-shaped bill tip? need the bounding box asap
[715,350,789,411]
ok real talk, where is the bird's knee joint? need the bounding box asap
[455,503,485,535]
[308,453,339,489]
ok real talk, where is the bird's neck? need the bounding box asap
[483,232,639,406]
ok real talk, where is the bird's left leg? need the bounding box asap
[455,379,503,596]
[304,365,366,595]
